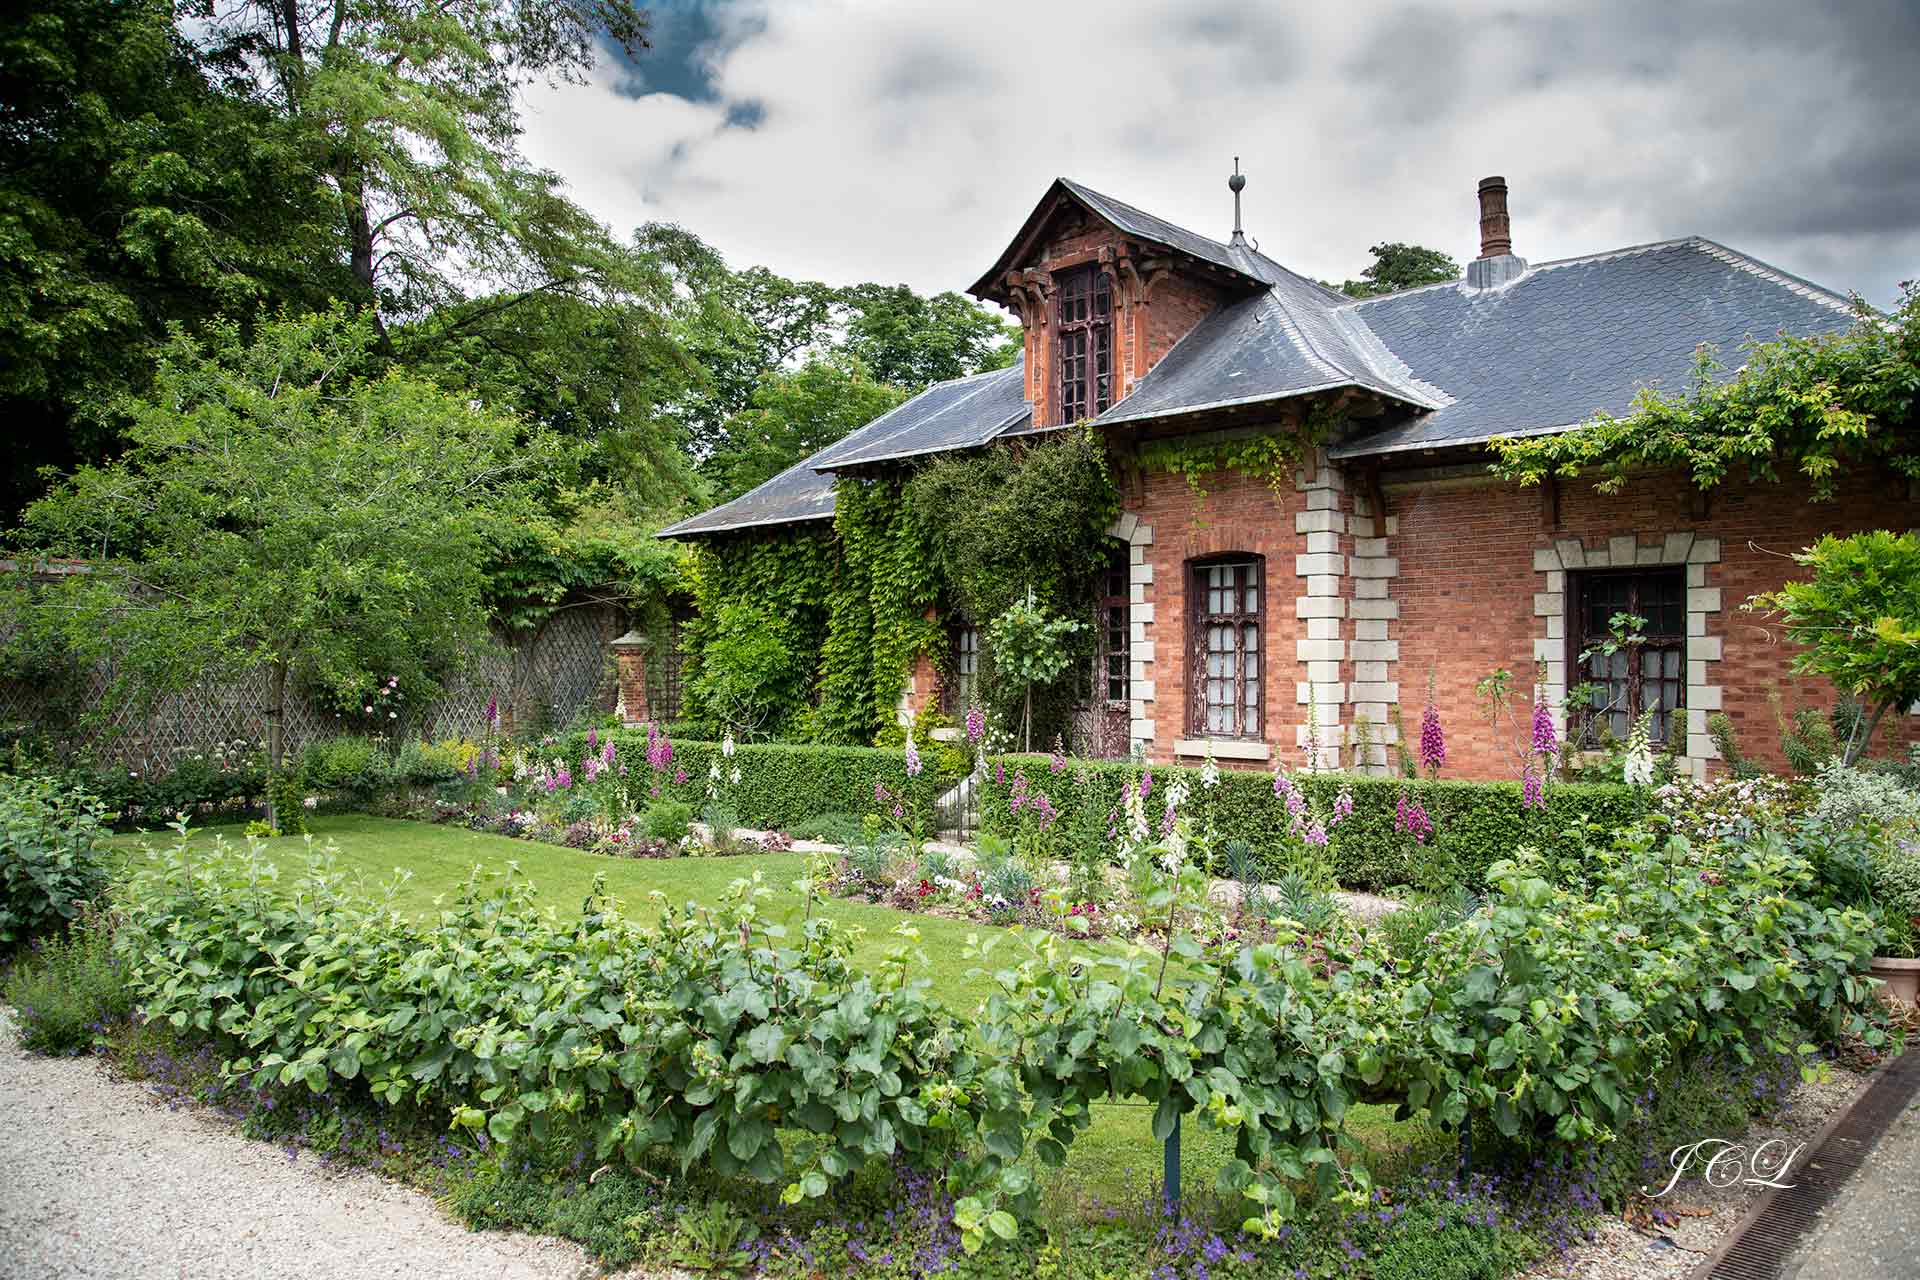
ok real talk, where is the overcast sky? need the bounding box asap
[519,0,1919,310]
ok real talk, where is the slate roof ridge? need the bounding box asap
[1684,237,1860,317]
[1055,177,1234,252]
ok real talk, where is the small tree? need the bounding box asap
[689,602,793,740]
[1751,531,1920,764]
[986,590,1083,753]
[12,307,530,829]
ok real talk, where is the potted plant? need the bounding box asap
[1868,835,1920,1006]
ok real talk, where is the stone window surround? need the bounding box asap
[1109,513,1158,753]
[1531,532,1724,780]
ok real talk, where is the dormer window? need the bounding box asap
[1056,265,1112,423]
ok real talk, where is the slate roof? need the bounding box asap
[663,183,1861,540]
[658,359,1029,538]
[1327,237,1858,458]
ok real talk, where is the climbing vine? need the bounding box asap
[1489,283,1919,500]
[910,429,1121,740]
[816,475,942,744]
[1137,408,1339,499]
[681,529,838,737]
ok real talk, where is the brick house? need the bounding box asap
[659,174,1916,780]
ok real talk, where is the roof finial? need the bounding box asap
[1228,157,1247,246]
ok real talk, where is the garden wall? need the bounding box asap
[979,753,1648,892]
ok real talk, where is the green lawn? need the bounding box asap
[112,814,1439,1208]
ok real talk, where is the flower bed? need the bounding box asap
[977,755,1649,891]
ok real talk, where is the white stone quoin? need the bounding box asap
[1109,512,1158,753]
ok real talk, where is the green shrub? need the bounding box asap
[0,773,111,950]
[70,742,266,826]
[643,799,693,844]
[564,730,958,835]
[4,907,132,1053]
[789,812,865,846]
[978,756,1648,892]
[301,735,394,801]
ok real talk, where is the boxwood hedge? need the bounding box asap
[979,754,1649,892]
[561,730,961,834]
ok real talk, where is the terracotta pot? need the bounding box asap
[1870,955,1920,1007]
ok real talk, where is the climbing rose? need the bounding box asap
[1531,700,1558,755]
[1419,704,1447,775]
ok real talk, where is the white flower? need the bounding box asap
[708,760,721,780]
[1200,746,1221,791]
[729,765,741,786]
[721,731,736,758]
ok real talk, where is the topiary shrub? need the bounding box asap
[0,773,112,951]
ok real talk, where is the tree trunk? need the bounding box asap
[266,660,289,831]
[1845,699,1892,766]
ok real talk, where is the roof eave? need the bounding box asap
[657,509,837,542]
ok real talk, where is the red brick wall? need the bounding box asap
[1015,212,1227,428]
[1117,459,1917,778]
[1124,464,1332,764]
[1388,467,1920,779]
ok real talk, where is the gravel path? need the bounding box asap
[0,1010,601,1280]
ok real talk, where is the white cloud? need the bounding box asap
[519,0,1918,308]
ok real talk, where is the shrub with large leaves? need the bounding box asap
[0,773,111,949]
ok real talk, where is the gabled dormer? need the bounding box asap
[968,178,1273,428]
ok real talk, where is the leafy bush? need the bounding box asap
[71,741,266,826]
[642,800,693,845]
[4,907,132,1053]
[1807,759,1920,838]
[394,738,464,787]
[0,773,111,949]
[110,812,1886,1255]
[301,735,394,801]
[565,730,958,835]
[979,756,1648,892]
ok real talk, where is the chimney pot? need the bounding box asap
[1477,175,1512,259]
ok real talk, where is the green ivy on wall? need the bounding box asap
[816,474,942,744]
[681,528,838,738]
[1137,409,1338,499]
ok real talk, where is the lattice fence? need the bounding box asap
[0,601,624,772]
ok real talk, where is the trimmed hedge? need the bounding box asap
[560,730,961,834]
[980,754,1649,892]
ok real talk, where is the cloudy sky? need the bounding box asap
[520,0,1919,309]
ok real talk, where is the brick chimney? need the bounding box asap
[1466,175,1526,290]
[1476,176,1511,258]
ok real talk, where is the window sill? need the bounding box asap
[1173,738,1271,762]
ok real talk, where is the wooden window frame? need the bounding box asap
[1095,545,1130,706]
[944,622,979,717]
[1055,265,1113,425]
[1186,555,1265,741]
[1565,567,1687,744]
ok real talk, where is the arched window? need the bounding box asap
[1187,555,1264,739]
